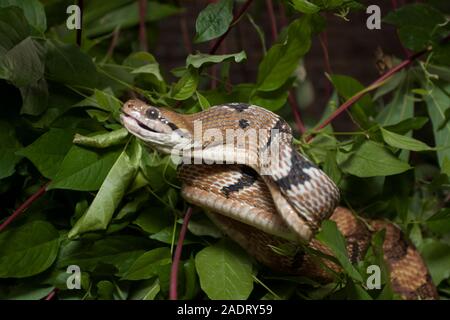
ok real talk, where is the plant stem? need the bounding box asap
[306,48,434,142]
[44,289,58,300]
[319,30,332,99]
[138,0,148,51]
[0,182,49,232]
[169,206,193,300]
[266,0,278,42]
[288,91,306,134]
[209,0,254,54]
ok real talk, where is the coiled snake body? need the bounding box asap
[121,99,438,300]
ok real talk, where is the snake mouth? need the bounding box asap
[121,112,157,133]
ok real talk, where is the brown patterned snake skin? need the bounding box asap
[121,99,438,300]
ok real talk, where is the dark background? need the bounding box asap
[151,0,411,131]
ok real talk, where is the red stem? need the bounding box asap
[288,91,306,134]
[308,47,433,141]
[169,207,193,300]
[266,0,278,42]
[209,0,254,54]
[138,0,148,51]
[44,289,58,300]
[0,182,49,232]
[278,1,287,29]
[319,32,332,75]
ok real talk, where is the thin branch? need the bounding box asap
[106,27,121,59]
[319,30,332,102]
[138,0,148,51]
[266,0,278,42]
[306,36,450,142]
[169,206,193,300]
[319,32,332,75]
[288,91,307,134]
[268,0,306,134]
[44,289,58,300]
[278,0,287,29]
[0,182,49,232]
[209,0,254,54]
[76,0,83,47]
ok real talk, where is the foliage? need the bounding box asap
[0,0,449,300]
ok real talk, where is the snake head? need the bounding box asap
[121,99,192,154]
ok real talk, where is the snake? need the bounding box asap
[120,99,438,300]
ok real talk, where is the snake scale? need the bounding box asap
[121,99,438,300]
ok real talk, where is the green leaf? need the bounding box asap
[186,51,247,69]
[194,0,233,43]
[133,208,170,234]
[131,63,163,82]
[0,121,22,179]
[45,40,98,88]
[124,52,166,93]
[56,235,150,276]
[0,221,59,278]
[73,128,129,149]
[376,74,414,126]
[97,280,114,300]
[16,128,74,179]
[337,140,411,177]
[316,220,363,282]
[114,190,148,221]
[384,4,447,51]
[0,37,45,87]
[85,1,181,37]
[195,240,253,300]
[122,247,171,280]
[68,140,140,238]
[329,74,373,128]
[380,127,433,151]
[256,17,312,92]
[0,0,46,33]
[383,117,428,135]
[424,82,450,174]
[49,145,121,191]
[250,81,290,111]
[427,209,450,235]
[19,78,48,116]
[0,7,30,55]
[196,91,211,110]
[171,69,199,101]
[290,0,320,13]
[420,239,450,285]
[2,285,54,300]
[128,278,160,300]
[323,150,342,185]
[181,255,200,300]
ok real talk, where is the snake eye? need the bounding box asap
[146,108,159,119]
